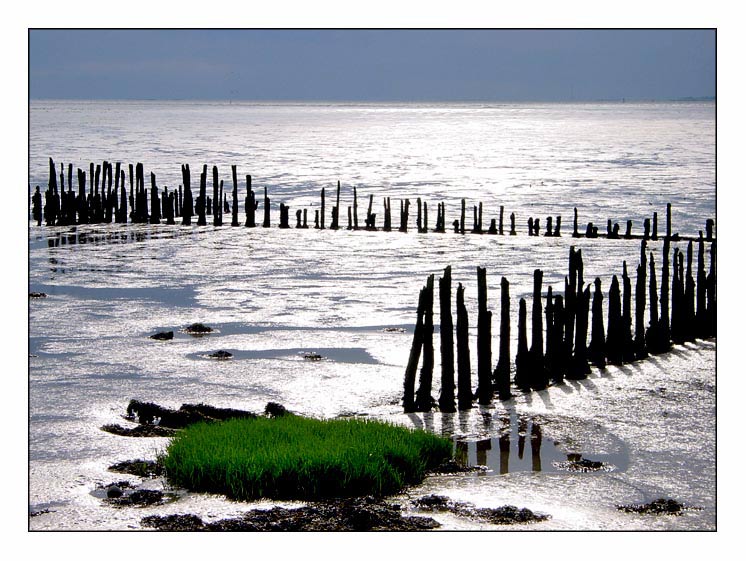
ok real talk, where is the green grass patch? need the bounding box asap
[161,415,452,500]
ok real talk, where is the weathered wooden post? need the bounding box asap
[456,283,473,410]
[528,217,534,236]
[196,165,207,225]
[353,187,359,230]
[652,212,658,240]
[634,240,648,359]
[150,173,161,224]
[438,267,456,412]
[403,287,426,413]
[494,277,512,400]
[573,207,580,237]
[476,267,492,405]
[550,295,566,383]
[262,187,270,228]
[515,298,530,391]
[696,233,708,337]
[295,210,303,228]
[320,187,326,230]
[554,216,562,237]
[606,276,623,364]
[706,242,716,336]
[499,206,504,235]
[666,203,672,240]
[705,219,714,241]
[460,199,466,234]
[414,275,435,412]
[303,208,308,228]
[245,175,256,227]
[278,203,290,228]
[588,278,606,369]
[180,164,192,225]
[568,285,591,379]
[32,186,42,225]
[643,218,650,241]
[530,269,546,390]
[646,252,668,354]
[545,217,553,237]
[423,201,429,232]
[365,194,377,230]
[625,220,633,239]
[399,199,410,232]
[314,210,320,229]
[684,241,695,341]
[487,218,497,234]
[347,206,352,230]
[416,198,422,232]
[383,197,392,232]
[330,181,341,230]
[621,262,635,361]
[659,239,671,351]
[671,248,683,343]
[230,165,239,226]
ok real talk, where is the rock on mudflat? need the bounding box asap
[616,498,699,515]
[29,292,47,298]
[207,350,232,359]
[412,494,550,525]
[142,496,439,531]
[101,423,177,437]
[183,323,213,335]
[149,331,174,340]
[108,459,164,478]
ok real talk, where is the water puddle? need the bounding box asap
[454,416,623,475]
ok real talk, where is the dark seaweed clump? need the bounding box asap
[142,496,439,531]
[412,494,550,525]
[616,498,699,515]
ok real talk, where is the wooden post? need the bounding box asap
[245,175,256,227]
[544,286,555,379]
[652,212,658,240]
[696,233,708,337]
[196,165,207,225]
[589,277,606,369]
[646,252,667,353]
[510,212,516,235]
[551,295,566,383]
[659,239,671,351]
[262,187,270,228]
[181,164,192,225]
[554,216,561,237]
[666,203,672,240]
[331,181,341,230]
[456,283,473,410]
[621,261,635,362]
[416,198,422,232]
[460,199,466,234]
[530,269,546,390]
[353,187,359,230]
[643,218,650,240]
[403,287,426,413]
[706,242,716,336]
[546,216,553,237]
[494,277,511,400]
[499,205,504,235]
[515,298,530,391]
[347,206,352,230]
[399,199,410,232]
[634,240,648,359]
[295,209,303,228]
[476,267,492,405]
[212,166,221,226]
[423,201,428,232]
[567,285,591,379]
[278,203,290,229]
[150,173,161,224]
[528,217,534,236]
[684,241,695,341]
[606,275,623,364]
[320,187,326,230]
[625,220,632,239]
[438,267,456,412]
[230,165,239,226]
[671,248,683,343]
[573,207,579,237]
[415,275,435,412]
[364,194,376,230]
[706,219,714,241]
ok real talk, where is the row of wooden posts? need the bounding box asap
[31,159,715,242]
[402,236,717,412]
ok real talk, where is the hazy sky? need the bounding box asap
[29,29,715,101]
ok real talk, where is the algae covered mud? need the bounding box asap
[28,100,715,530]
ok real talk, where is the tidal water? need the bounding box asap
[28,100,715,530]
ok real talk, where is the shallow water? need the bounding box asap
[28,100,715,530]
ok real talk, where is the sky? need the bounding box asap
[29,29,715,101]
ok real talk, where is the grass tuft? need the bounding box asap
[161,416,452,500]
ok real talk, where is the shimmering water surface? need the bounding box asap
[28,100,715,530]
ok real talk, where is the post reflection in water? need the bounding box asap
[455,416,564,474]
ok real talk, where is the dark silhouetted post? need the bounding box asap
[456,283,473,410]
[568,285,591,379]
[621,262,635,361]
[476,267,492,405]
[515,298,530,391]
[530,269,547,390]
[510,212,516,235]
[635,240,648,359]
[573,208,579,237]
[262,187,270,228]
[245,175,256,227]
[606,276,623,364]
[494,277,512,400]
[181,164,192,225]
[460,199,466,234]
[231,165,239,226]
[353,187,359,230]
[438,267,456,412]
[652,212,658,240]
[696,233,708,337]
[320,187,326,230]
[403,286,426,413]
[150,173,161,224]
[666,203,672,240]
[499,206,504,235]
[588,278,606,369]
[415,275,435,412]
[196,165,207,225]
